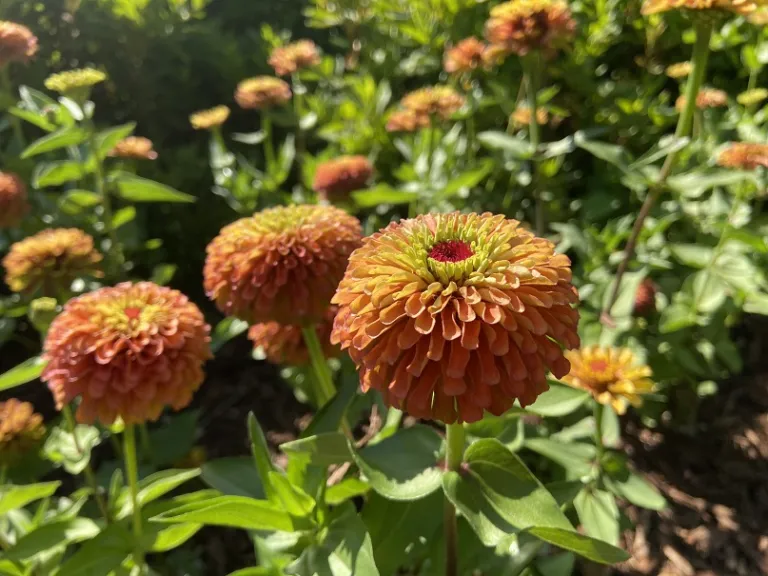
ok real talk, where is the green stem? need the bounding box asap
[62,405,110,523]
[602,20,713,324]
[301,325,336,408]
[292,74,306,166]
[466,92,476,166]
[86,121,124,273]
[0,465,6,485]
[444,423,465,576]
[0,66,23,149]
[262,112,275,173]
[123,425,144,571]
[593,402,605,486]
[523,53,544,236]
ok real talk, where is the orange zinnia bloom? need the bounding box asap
[235,77,292,110]
[0,171,29,229]
[268,40,321,76]
[42,282,211,425]
[0,21,37,67]
[386,109,431,133]
[313,156,373,202]
[0,399,45,467]
[484,0,575,56]
[401,86,465,120]
[717,142,768,169]
[204,205,363,325]
[331,212,580,424]
[109,136,158,160]
[444,37,489,74]
[642,0,764,15]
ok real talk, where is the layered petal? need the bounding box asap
[0,399,45,467]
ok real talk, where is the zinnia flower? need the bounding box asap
[331,212,580,424]
[400,86,465,120]
[3,228,103,295]
[717,142,768,169]
[511,105,551,127]
[737,88,768,106]
[386,109,431,132]
[268,40,321,76]
[44,68,106,94]
[204,205,363,325]
[484,0,576,56]
[190,106,230,130]
[634,278,657,316]
[235,77,292,110]
[249,307,339,365]
[313,155,373,202]
[666,62,692,79]
[676,88,728,111]
[108,136,158,160]
[444,37,488,74]
[0,21,38,67]
[749,8,768,22]
[0,171,29,229]
[42,282,212,425]
[0,399,45,467]
[641,0,763,16]
[560,347,654,415]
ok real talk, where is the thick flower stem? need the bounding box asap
[444,423,465,576]
[262,113,276,173]
[292,74,306,166]
[523,53,544,236]
[301,326,336,407]
[123,425,145,571]
[86,122,125,274]
[593,401,605,486]
[62,405,110,523]
[602,20,713,325]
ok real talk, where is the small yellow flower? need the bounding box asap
[235,77,292,110]
[44,68,106,94]
[268,40,321,76]
[484,0,576,56]
[642,0,764,16]
[666,62,692,79]
[0,21,38,67]
[3,228,103,295]
[108,136,158,160]
[737,88,768,106]
[561,346,654,415]
[717,142,768,169]
[190,106,230,130]
[0,399,45,467]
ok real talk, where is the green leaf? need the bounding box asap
[629,136,689,170]
[524,438,595,475]
[21,125,88,158]
[525,526,629,565]
[363,492,442,576]
[659,303,698,333]
[4,518,100,562]
[43,424,101,474]
[9,106,56,132]
[96,123,136,157]
[352,185,418,208]
[545,481,584,507]
[151,495,298,532]
[247,413,277,502]
[0,560,25,576]
[147,522,202,552]
[574,489,620,546]
[439,161,493,198]
[0,482,60,515]
[286,503,379,576]
[56,523,133,576]
[117,468,201,518]
[690,271,728,313]
[353,425,443,501]
[210,317,249,352]
[114,174,195,203]
[601,406,620,448]
[111,206,136,229]
[526,383,590,417]
[442,439,572,548]
[301,377,357,438]
[59,190,101,214]
[606,471,666,511]
[326,478,370,505]
[269,472,315,517]
[34,161,90,187]
[281,432,353,467]
[148,410,199,467]
[574,132,631,172]
[602,269,647,319]
[149,264,177,286]
[201,457,264,499]
[669,244,714,268]
[0,357,46,392]
[232,131,266,145]
[477,131,534,159]
[667,170,758,198]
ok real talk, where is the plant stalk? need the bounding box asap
[523,53,544,235]
[444,423,465,576]
[123,425,145,571]
[262,112,276,173]
[86,122,125,273]
[0,66,23,149]
[292,74,306,166]
[62,405,110,523]
[593,401,605,486]
[602,20,713,324]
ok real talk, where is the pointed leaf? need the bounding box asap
[0,357,46,392]
[281,432,353,467]
[0,482,60,515]
[574,489,620,546]
[21,125,88,158]
[526,383,590,417]
[201,457,264,499]
[114,174,195,203]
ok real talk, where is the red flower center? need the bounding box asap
[124,307,141,320]
[428,240,474,263]
[590,360,609,372]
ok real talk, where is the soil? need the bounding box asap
[2,320,766,575]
